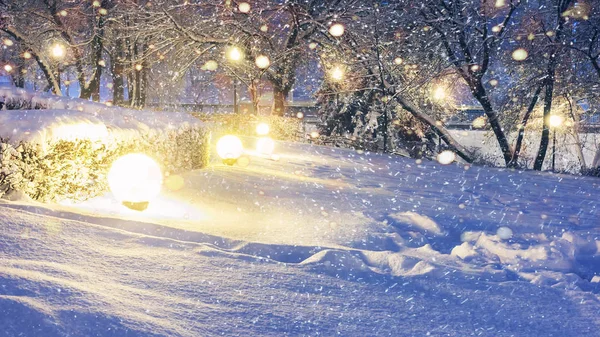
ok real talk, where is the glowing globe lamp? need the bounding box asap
[256,137,275,155]
[217,135,244,165]
[256,123,270,135]
[108,153,163,211]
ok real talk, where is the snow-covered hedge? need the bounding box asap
[0,88,210,202]
[0,126,209,202]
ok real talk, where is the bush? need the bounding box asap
[0,126,210,202]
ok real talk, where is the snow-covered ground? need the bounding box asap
[1,137,600,336]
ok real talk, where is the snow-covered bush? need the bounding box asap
[0,126,210,202]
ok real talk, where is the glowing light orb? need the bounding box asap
[492,25,502,33]
[296,112,304,119]
[204,60,219,71]
[135,64,143,71]
[495,0,506,7]
[310,131,320,139]
[436,150,456,165]
[329,23,345,37]
[92,0,101,7]
[497,226,513,240]
[256,123,270,135]
[108,154,163,206]
[99,8,108,15]
[511,48,528,61]
[432,87,446,101]
[549,115,563,128]
[238,2,251,13]
[309,42,318,50]
[227,46,243,62]
[394,57,403,65]
[489,79,498,86]
[3,64,13,72]
[23,52,32,59]
[255,55,270,69]
[98,60,106,67]
[217,135,244,162]
[3,39,14,46]
[59,10,68,16]
[51,44,66,59]
[256,137,275,155]
[260,25,268,32]
[330,66,345,82]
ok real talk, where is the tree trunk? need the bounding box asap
[394,95,473,163]
[533,0,572,170]
[472,82,512,166]
[249,80,260,114]
[509,85,543,168]
[271,85,288,116]
[110,39,126,106]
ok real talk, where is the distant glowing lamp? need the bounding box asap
[549,115,563,128]
[217,135,244,165]
[51,44,66,59]
[3,64,13,72]
[256,137,275,155]
[108,153,163,211]
[256,123,270,135]
[329,23,345,37]
[23,51,32,59]
[3,39,14,47]
[432,86,446,101]
[226,46,243,62]
[255,55,271,69]
[330,66,345,82]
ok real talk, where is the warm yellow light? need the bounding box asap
[23,51,32,59]
[433,86,446,101]
[437,150,456,165]
[108,153,163,204]
[394,57,403,65]
[549,115,563,128]
[330,66,345,82]
[256,123,270,135]
[99,8,108,15]
[217,135,244,162]
[227,46,243,62]
[255,55,270,69]
[98,60,106,67]
[51,44,66,59]
[3,39,14,46]
[238,2,251,13]
[59,10,68,16]
[256,137,275,155]
[310,131,320,139]
[296,112,304,119]
[260,25,268,32]
[329,23,345,37]
[309,42,318,50]
[135,64,143,71]
[512,48,528,61]
[92,0,101,7]
[3,64,13,72]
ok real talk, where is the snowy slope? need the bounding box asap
[1,138,600,336]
